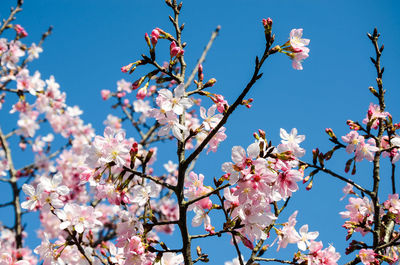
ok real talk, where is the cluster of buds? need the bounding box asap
[241,98,253,108]
[347,120,361,130]
[170,41,184,58]
[14,24,28,38]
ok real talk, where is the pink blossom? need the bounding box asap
[291,47,309,70]
[101,89,111,100]
[154,110,188,141]
[308,242,341,265]
[27,43,43,61]
[355,138,379,162]
[340,183,354,201]
[384,194,400,215]
[1,41,25,70]
[362,103,390,129]
[297,224,319,251]
[358,249,377,265]
[276,169,303,198]
[200,105,223,131]
[156,84,193,115]
[21,183,44,211]
[56,203,102,234]
[342,131,363,154]
[277,128,305,157]
[104,114,122,130]
[207,127,227,153]
[191,206,212,229]
[288,29,310,70]
[289,29,310,49]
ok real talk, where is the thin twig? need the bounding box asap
[184,183,230,207]
[123,167,176,191]
[0,0,24,35]
[302,161,371,196]
[184,26,220,92]
[253,257,295,264]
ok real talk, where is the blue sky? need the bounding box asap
[1,0,400,264]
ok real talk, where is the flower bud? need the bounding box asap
[253,132,259,140]
[14,24,28,38]
[121,63,134,73]
[345,159,353,173]
[151,28,160,45]
[303,175,310,184]
[325,128,337,140]
[196,246,202,256]
[144,33,151,48]
[306,180,313,190]
[136,82,149,100]
[198,64,204,82]
[241,236,254,250]
[203,78,216,88]
[132,76,146,90]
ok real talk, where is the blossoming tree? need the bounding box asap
[0,1,399,265]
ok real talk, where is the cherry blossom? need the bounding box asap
[21,183,44,211]
[358,249,378,265]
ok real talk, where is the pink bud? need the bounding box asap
[123,99,129,106]
[262,19,268,27]
[132,80,141,90]
[242,237,254,249]
[262,18,273,27]
[101,90,111,100]
[14,24,28,37]
[151,29,160,45]
[131,142,139,153]
[136,87,147,100]
[199,198,212,210]
[170,41,183,58]
[198,64,204,82]
[258,129,266,139]
[144,32,150,42]
[368,109,373,118]
[121,63,133,73]
[151,28,160,38]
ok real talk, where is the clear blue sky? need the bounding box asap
[1,0,400,264]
